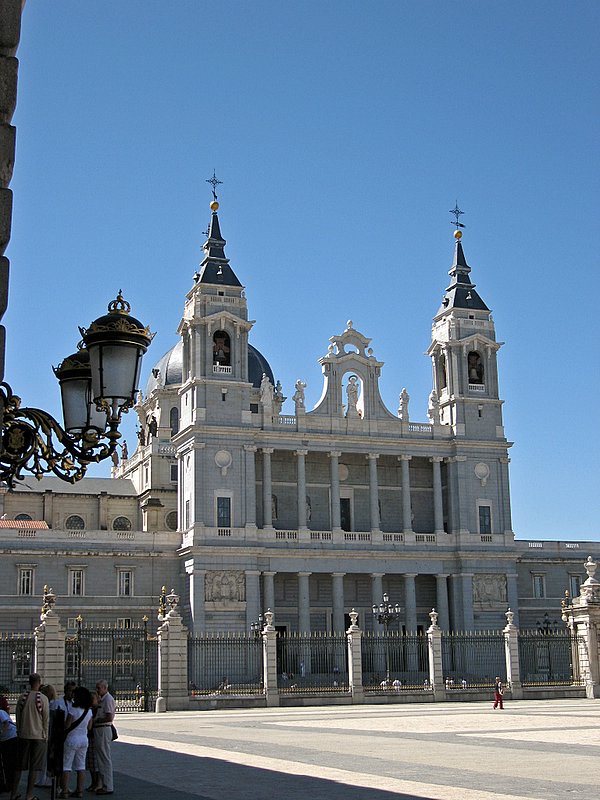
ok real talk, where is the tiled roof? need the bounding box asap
[0,519,49,529]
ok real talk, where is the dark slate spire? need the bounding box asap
[436,232,489,315]
[194,200,242,287]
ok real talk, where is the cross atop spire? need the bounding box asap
[206,170,223,201]
[449,202,466,230]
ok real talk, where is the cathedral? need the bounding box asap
[2,197,588,635]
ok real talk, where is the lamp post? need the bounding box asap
[250,614,264,638]
[0,292,153,485]
[372,592,402,684]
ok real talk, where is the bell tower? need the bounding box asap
[427,226,505,441]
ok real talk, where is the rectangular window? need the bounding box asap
[65,647,79,682]
[116,617,132,629]
[115,644,133,677]
[532,574,546,598]
[118,570,133,597]
[217,496,231,528]
[479,505,492,534]
[170,463,178,482]
[185,499,190,528]
[67,617,79,630]
[18,568,34,596]
[569,575,581,599]
[69,569,85,596]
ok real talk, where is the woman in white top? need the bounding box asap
[61,686,93,799]
[0,696,17,792]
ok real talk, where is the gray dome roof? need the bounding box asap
[145,340,273,395]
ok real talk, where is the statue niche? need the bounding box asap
[467,351,484,385]
[213,330,231,366]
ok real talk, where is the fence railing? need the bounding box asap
[0,633,35,701]
[518,631,585,686]
[441,632,505,688]
[277,633,349,694]
[362,632,429,691]
[188,633,264,696]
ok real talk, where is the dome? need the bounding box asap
[144,340,273,396]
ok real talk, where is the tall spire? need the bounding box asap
[194,174,242,287]
[437,221,489,315]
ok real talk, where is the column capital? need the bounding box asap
[367,453,379,460]
[328,450,342,458]
[499,456,511,464]
[244,445,258,453]
[245,569,261,576]
[295,449,308,457]
[429,456,444,463]
[398,454,412,462]
[331,572,346,578]
[262,447,274,455]
[403,572,418,579]
[193,442,206,450]
[436,573,450,579]
[297,571,312,578]
[371,572,385,579]
[455,455,468,462]
[262,571,277,577]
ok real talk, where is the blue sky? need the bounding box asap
[4,1,599,540]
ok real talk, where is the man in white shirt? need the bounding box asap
[92,680,115,795]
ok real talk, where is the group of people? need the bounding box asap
[0,673,116,800]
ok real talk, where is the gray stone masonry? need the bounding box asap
[34,608,66,690]
[346,609,364,703]
[157,597,190,711]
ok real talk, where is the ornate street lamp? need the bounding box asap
[250,614,264,638]
[372,592,402,684]
[0,291,153,486]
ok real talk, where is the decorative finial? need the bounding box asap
[206,170,223,211]
[450,202,465,238]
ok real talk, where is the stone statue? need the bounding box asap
[111,449,119,467]
[273,380,285,415]
[427,389,440,424]
[346,375,359,418]
[398,388,410,421]
[121,441,128,460]
[292,380,306,411]
[137,427,146,447]
[260,373,274,410]
[148,416,158,438]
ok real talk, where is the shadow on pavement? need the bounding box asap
[112,740,439,800]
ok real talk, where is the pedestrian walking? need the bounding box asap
[493,677,504,710]
[93,680,115,795]
[11,672,50,800]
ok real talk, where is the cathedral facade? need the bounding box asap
[1,200,589,634]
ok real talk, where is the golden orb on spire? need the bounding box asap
[454,229,462,240]
[210,200,219,212]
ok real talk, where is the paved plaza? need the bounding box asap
[83,699,600,799]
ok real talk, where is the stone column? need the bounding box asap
[245,570,261,631]
[371,573,384,631]
[435,574,450,631]
[298,572,311,633]
[156,603,190,711]
[460,573,474,631]
[367,454,380,532]
[262,610,280,706]
[404,573,417,633]
[329,451,342,530]
[262,448,273,528]
[98,491,108,530]
[263,571,276,614]
[347,610,364,703]
[244,446,257,527]
[295,450,308,530]
[503,609,523,700]
[506,573,520,628]
[34,609,66,691]
[399,455,413,534]
[187,565,206,634]
[332,572,346,633]
[427,609,444,701]
[43,489,54,528]
[430,457,444,535]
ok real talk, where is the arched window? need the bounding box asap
[112,516,132,531]
[15,513,33,521]
[467,351,484,385]
[212,331,231,366]
[439,353,447,389]
[169,406,179,436]
[165,510,178,531]
[65,515,85,530]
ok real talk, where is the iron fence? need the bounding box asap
[277,633,349,694]
[66,622,158,711]
[188,633,264,696]
[442,632,505,688]
[0,633,35,701]
[518,631,585,686]
[362,632,429,691]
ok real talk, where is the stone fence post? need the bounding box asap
[156,590,189,711]
[562,556,600,699]
[503,608,523,699]
[427,609,444,700]
[34,586,65,689]
[261,609,279,707]
[346,609,364,703]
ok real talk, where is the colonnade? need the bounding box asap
[257,448,446,534]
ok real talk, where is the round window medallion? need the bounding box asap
[165,510,178,531]
[474,462,490,486]
[215,450,233,475]
[338,464,349,481]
